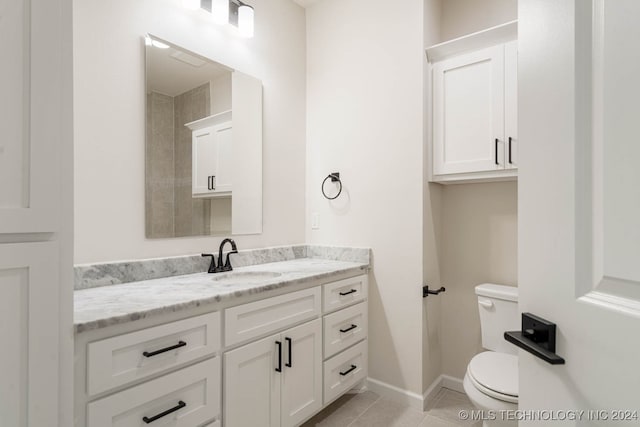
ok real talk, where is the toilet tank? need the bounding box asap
[476,284,519,354]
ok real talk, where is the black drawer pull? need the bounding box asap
[143,341,187,358]
[285,337,292,368]
[340,324,357,333]
[495,138,499,165]
[142,401,186,423]
[339,289,357,296]
[339,364,357,376]
[275,340,282,372]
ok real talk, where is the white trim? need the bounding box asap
[366,377,424,410]
[422,375,443,410]
[366,375,467,411]
[425,20,518,63]
[441,374,465,393]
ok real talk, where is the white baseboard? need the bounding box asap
[441,374,465,393]
[366,377,425,410]
[366,374,466,411]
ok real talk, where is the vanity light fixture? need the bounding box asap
[182,0,201,10]
[237,2,254,38]
[211,0,229,24]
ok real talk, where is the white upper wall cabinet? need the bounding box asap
[427,21,518,184]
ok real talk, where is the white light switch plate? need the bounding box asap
[311,212,320,230]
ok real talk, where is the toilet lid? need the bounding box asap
[468,352,518,403]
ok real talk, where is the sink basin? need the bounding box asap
[211,271,283,285]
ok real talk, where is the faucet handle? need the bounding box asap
[201,253,217,274]
[224,250,238,271]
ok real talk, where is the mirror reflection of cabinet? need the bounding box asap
[187,111,233,198]
[145,35,263,238]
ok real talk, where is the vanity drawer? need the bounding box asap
[323,340,368,404]
[225,286,321,346]
[323,302,368,359]
[87,357,220,427]
[87,312,220,396]
[323,275,368,313]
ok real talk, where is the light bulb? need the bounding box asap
[182,0,200,10]
[212,0,229,25]
[238,4,254,38]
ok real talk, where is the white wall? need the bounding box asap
[434,0,518,382]
[73,0,306,264]
[440,0,517,40]
[306,0,427,396]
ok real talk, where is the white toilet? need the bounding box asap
[463,284,519,427]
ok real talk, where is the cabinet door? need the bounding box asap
[192,123,232,197]
[281,319,322,427]
[224,334,280,427]
[504,40,518,170]
[0,0,61,233]
[0,243,59,426]
[433,45,505,175]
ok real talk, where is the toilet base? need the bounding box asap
[463,373,517,427]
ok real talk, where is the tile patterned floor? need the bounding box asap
[302,388,481,427]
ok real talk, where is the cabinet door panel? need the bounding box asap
[504,40,518,170]
[433,45,505,175]
[0,0,60,233]
[281,319,322,427]
[0,242,59,426]
[224,334,280,427]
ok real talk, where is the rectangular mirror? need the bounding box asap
[145,35,262,238]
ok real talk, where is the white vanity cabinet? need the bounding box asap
[224,319,323,427]
[186,111,233,198]
[427,21,518,183]
[76,273,369,427]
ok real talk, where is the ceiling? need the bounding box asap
[146,39,232,97]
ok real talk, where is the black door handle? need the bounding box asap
[495,138,499,165]
[339,289,357,296]
[275,341,282,372]
[142,401,186,423]
[142,341,187,358]
[285,337,292,368]
[508,137,513,164]
[340,324,358,333]
[339,365,357,376]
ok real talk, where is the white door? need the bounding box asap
[504,40,518,170]
[281,319,322,427]
[433,45,505,175]
[519,0,640,420]
[0,0,70,426]
[224,334,280,427]
[0,243,59,426]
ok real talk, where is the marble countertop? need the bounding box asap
[74,258,369,333]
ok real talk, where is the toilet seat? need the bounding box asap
[467,351,518,404]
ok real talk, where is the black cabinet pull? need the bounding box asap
[275,341,282,372]
[211,175,216,190]
[142,401,186,424]
[508,137,513,164]
[339,289,357,296]
[285,337,292,368]
[142,341,186,358]
[207,176,212,190]
[339,364,357,376]
[340,324,357,333]
[495,138,499,165]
